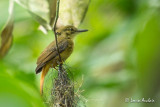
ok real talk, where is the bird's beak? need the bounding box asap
[76,29,88,33]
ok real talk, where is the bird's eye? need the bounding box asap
[70,28,73,31]
[56,32,61,35]
[67,27,74,31]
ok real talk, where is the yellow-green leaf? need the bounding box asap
[57,0,90,28]
[0,19,14,58]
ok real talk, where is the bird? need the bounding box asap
[35,25,88,94]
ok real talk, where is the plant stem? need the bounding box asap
[52,0,62,65]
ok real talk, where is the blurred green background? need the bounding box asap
[1,0,160,107]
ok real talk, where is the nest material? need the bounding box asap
[51,66,75,107]
[43,65,86,107]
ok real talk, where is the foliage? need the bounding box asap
[1,0,160,107]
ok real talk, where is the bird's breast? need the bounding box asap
[60,39,74,61]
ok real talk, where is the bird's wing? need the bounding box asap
[35,39,68,74]
[36,41,55,65]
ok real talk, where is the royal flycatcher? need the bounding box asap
[35,25,88,94]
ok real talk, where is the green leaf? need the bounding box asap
[0,0,14,58]
[57,0,90,28]
[14,0,51,30]
[48,0,57,28]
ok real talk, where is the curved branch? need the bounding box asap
[52,0,62,67]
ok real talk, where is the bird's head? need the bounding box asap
[56,25,88,38]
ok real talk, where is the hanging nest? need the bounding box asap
[52,65,75,107]
[42,65,87,107]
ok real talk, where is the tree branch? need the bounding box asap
[52,0,62,67]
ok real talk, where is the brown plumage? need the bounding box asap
[35,25,88,94]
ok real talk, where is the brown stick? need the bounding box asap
[52,0,62,65]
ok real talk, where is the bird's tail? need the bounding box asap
[40,64,50,95]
